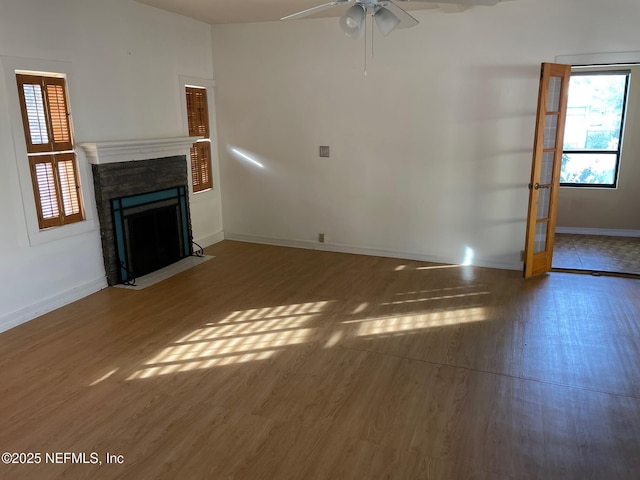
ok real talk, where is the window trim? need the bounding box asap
[1,56,96,246]
[560,69,631,189]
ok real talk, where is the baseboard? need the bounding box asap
[194,230,225,249]
[555,227,640,237]
[226,232,317,250]
[0,276,107,334]
[225,232,521,271]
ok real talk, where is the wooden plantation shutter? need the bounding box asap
[16,73,83,229]
[186,86,213,192]
[190,142,212,191]
[29,156,59,228]
[186,87,209,137]
[46,79,73,150]
[28,153,83,229]
[17,75,73,153]
[56,153,82,218]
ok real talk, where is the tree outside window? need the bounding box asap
[561,71,629,187]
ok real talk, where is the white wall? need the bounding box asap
[0,0,221,331]
[212,0,640,269]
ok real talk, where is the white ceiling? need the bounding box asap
[133,0,477,25]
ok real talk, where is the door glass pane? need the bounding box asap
[547,76,562,112]
[540,151,554,184]
[534,222,548,253]
[544,115,558,148]
[536,187,550,220]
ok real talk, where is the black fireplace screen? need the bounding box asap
[112,186,191,283]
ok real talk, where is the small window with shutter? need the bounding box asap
[185,86,213,192]
[16,73,83,229]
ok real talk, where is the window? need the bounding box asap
[561,71,630,188]
[16,73,83,229]
[185,86,213,192]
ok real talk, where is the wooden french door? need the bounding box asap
[524,63,571,278]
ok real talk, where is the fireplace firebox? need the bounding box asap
[112,186,191,284]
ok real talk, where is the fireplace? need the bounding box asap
[112,186,191,283]
[80,138,200,285]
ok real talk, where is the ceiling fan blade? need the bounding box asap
[281,0,351,21]
[397,0,500,5]
[382,2,419,29]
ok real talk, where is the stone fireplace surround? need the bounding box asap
[80,138,199,285]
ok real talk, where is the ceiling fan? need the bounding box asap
[281,0,500,38]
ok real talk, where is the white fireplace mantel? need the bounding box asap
[79,137,202,165]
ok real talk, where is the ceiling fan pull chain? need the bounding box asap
[363,8,367,77]
[371,14,375,58]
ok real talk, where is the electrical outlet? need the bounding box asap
[318,233,325,243]
[319,146,330,158]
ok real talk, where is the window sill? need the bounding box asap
[28,217,97,247]
[560,184,618,190]
[192,187,214,195]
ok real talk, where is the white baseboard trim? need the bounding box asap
[225,233,521,271]
[0,276,107,334]
[194,230,225,249]
[226,232,317,250]
[555,227,640,237]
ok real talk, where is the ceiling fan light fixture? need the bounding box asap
[339,4,366,39]
[374,6,400,36]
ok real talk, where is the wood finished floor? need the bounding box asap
[1,240,639,479]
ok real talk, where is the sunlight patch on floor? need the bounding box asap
[351,302,369,314]
[381,291,490,306]
[394,285,487,297]
[127,301,331,380]
[344,307,487,336]
[89,368,118,386]
[415,264,463,270]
